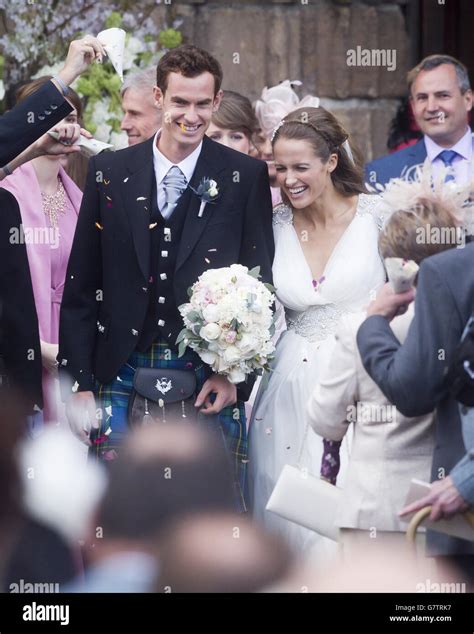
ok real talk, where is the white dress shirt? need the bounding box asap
[424,126,474,185]
[152,129,202,219]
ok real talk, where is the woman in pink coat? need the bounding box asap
[1,77,83,426]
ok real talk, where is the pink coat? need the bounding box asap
[1,162,82,423]
[1,162,82,342]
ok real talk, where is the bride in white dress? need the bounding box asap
[249,106,386,559]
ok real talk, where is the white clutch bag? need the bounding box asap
[266,464,342,541]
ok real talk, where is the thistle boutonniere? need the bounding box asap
[191,177,220,218]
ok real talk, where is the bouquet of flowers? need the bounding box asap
[177,265,276,384]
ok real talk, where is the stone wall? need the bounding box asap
[153,0,413,161]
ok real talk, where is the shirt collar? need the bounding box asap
[152,129,203,184]
[424,126,473,162]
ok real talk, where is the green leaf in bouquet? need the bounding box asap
[187,286,193,298]
[178,339,188,358]
[248,266,261,279]
[175,328,189,344]
[186,310,201,322]
[264,282,276,293]
[269,322,276,337]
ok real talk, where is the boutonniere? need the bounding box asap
[191,177,220,218]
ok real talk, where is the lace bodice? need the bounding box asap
[272,194,385,343]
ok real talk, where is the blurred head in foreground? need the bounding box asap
[90,422,235,557]
[155,512,293,592]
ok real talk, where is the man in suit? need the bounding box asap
[365,54,473,187]
[59,45,274,502]
[0,189,42,411]
[0,36,104,412]
[0,36,105,170]
[120,68,161,146]
[356,244,474,583]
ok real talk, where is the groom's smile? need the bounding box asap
[154,71,222,160]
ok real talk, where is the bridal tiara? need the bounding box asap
[271,118,355,166]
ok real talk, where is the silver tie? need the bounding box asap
[162,165,187,218]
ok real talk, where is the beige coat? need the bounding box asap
[307,305,435,532]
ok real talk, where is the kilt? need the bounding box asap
[91,339,248,509]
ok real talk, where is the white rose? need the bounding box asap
[200,350,218,367]
[228,367,246,384]
[200,323,221,341]
[209,186,218,197]
[236,333,258,355]
[223,345,242,364]
[202,304,220,322]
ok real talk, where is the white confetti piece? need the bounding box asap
[105,427,113,436]
[123,177,129,183]
[72,381,79,393]
[105,405,113,417]
[136,196,147,201]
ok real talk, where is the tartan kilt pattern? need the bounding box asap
[91,339,248,509]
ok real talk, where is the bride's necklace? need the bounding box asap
[41,178,67,228]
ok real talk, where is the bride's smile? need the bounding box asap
[274,137,337,209]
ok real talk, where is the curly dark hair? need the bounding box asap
[156,45,223,96]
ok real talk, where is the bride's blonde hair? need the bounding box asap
[271,106,365,197]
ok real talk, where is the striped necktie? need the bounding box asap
[438,149,458,183]
[162,166,187,218]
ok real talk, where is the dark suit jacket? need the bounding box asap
[0,80,72,167]
[357,244,474,556]
[59,136,274,398]
[365,139,427,187]
[0,189,42,410]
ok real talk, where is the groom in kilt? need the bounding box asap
[58,45,274,508]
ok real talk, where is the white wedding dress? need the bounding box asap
[248,194,386,560]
